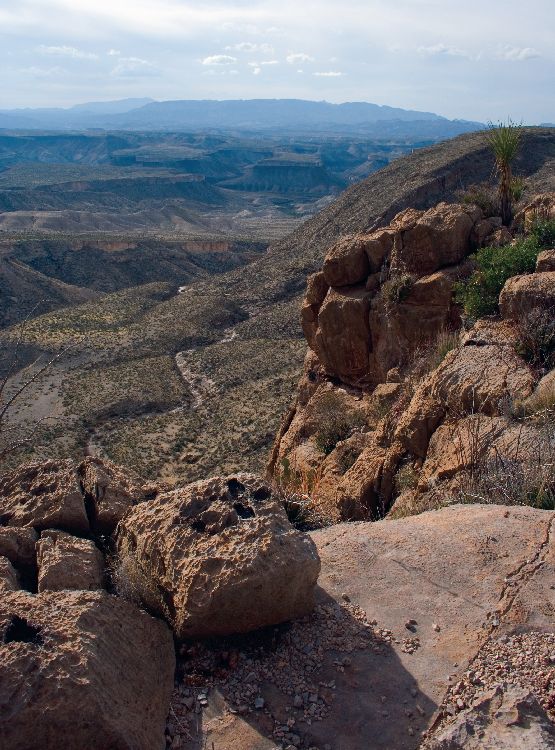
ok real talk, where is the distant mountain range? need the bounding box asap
[0,98,483,136]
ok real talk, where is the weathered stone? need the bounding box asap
[363,229,395,272]
[314,286,372,385]
[0,590,174,750]
[0,527,38,568]
[471,217,502,246]
[390,202,481,275]
[323,235,370,287]
[425,684,555,749]
[536,248,555,272]
[79,456,147,533]
[0,557,18,592]
[484,226,512,247]
[36,530,104,592]
[117,474,321,638]
[0,460,88,533]
[500,271,555,319]
[305,271,329,307]
[513,192,555,231]
[418,414,549,489]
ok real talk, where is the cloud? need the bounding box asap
[252,67,261,75]
[226,42,274,54]
[286,52,314,64]
[417,43,472,59]
[201,54,237,66]
[111,56,159,77]
[314,71,342,77]
[496,45,540,61]
[20,65,65,77]
[107,49,121,56]
[37,44,98,60]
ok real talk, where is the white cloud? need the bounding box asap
[314,71,342,77]
[20,65,65,77]
[496,45,540,61]
[417,43,472,59]
[286,52,314,64]
[252,67,261,75]
[111,56,159,77]
[226,42,274,54]
[107,48,120,56]
[201,54,237,66]
[37,44,98,60]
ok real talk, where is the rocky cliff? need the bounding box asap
[269,193,555,523]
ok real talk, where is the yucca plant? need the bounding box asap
[487,120,522,226]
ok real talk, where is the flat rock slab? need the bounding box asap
[174,504,555,750]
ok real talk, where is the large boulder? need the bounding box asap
[390,202,481,275]
[0,590,174,750]
[323,235,371,287]
[36,530,105,593]
[0,460,88,533]
[499,271,555,320]
[117,474,321,639]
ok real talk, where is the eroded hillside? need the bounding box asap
[1,128,554,486]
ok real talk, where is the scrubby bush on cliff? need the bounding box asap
[314,393,366,455]
[381,272,416,305]
[456,220,555,319]
[515,307,555,371]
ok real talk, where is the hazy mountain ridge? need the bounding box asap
[0,98,483,134]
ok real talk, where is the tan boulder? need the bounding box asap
[390,202,481,275]
[323,235,370,287]
[395,385,445,458]
[0,527,38,568]
[536,248,555,272]
[0,590,174,750]
[500,271,555,319]
[305,271,329,306]
[314,285,372,384]
[117,474,321,639]
[0,460,88,533]
[79,456,147,533]
[363,228,395,272]
[0,557,19,592]
[36,530,104,592]
[485,226,512,247]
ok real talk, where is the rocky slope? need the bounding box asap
[2,129,554,486]
[269,193,555,523]
[1,456,554,749]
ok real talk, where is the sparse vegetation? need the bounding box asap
[515,307,555,371]
[487,120,522,226]
[460,183,498,216]
[313,392,366,455]
[382,273,416,304]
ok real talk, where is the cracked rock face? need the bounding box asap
[0,590,175,750]
[36,530,105,592]
[425,684,555,749]
[117,473,321,638]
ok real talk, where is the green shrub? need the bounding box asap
[455,237,541,318]
[529,218,555,248]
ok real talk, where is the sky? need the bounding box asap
[0,0,553,123]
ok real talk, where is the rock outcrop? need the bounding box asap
[424,684,555,749]
[117,474,321,638]
[0,590,175,750]
[270,194,555,521]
